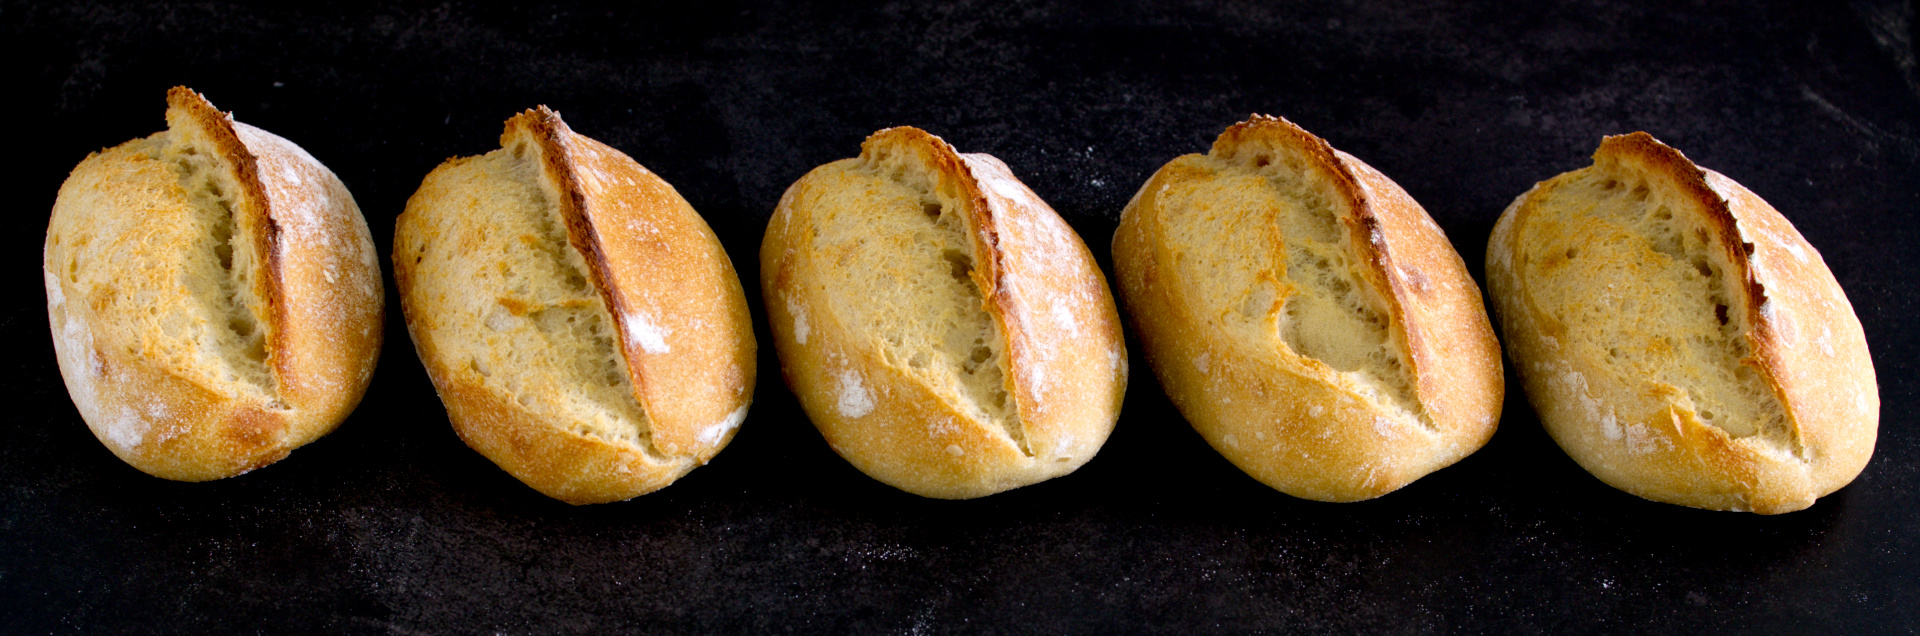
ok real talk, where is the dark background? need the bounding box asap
[3,1,1916,633]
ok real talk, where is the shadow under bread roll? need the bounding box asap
[394,107,755,505]
[1487,132,1877,514]
[761,126,1126,499]
[1112,115,1503,502]
[44,87,383,481]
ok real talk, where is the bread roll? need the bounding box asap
[761,126,1126,499]
[1112,115,1503,501]
[43,87,383,481]
[1487,132,1877,513]
[394,107,754,505]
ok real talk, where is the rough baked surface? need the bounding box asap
[43,87,383,481]
[1487,132,1878,514]
[394,107,754,505]
[761,126,1126,499]
[1112,115,1502,502]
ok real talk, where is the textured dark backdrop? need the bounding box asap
[3,1,1917,633]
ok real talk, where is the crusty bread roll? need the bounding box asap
[1112,115,1503,502]
[394,107,755,505]
[1487,132,1878,514]
[761,126,1126,499]
[43,87,383,481]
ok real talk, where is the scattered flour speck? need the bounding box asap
[837,369,874,418]
[698,404,749,446]
[623,310,672,354]
[786,296,809,345]
[1601,411,1622,441]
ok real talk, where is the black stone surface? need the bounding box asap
[4,1,1917,632]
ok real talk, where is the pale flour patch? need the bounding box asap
[1049,302,1080,336]
[1372,416,1398,439]
[143,399,172,424]
[1027,363,1051,404]
[623,310,672,354]
[836,369,874,418]
[104,407,150,451]
[1601,411,1623,441]
[698,404,749,446]
[279,160,305,187]
[1309,404,1326,418]
[1784,241,1808,263]
[1624,421,1669,455]
[786,295,809,345]
[1562,370,1587,391]
[1194,352,1210,374]
[44,269,65,308]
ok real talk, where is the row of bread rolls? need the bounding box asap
[44,88,1876,512]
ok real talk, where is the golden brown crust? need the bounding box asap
[44,87,382,481]
[433,371,692,503]
[1487,132,1877,513]
[504,108,757,461]
[760,126,1127,499]
[394,107,754,505]
[1112,115,1503,501]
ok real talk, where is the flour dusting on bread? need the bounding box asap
[835,369,875,418]
[1487,131,1877,513]
[394,106,754,504]
[1112,115,1503,502]
[623,310,672,354]
[761,126,1126,498]
[45,87,380,481]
